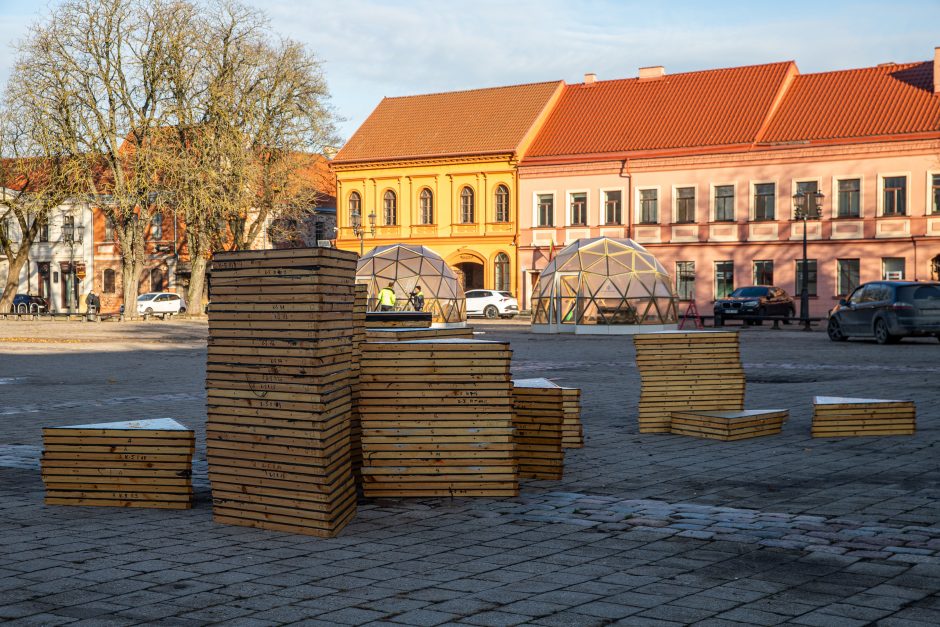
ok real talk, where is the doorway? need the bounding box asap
[554,272,580,325]
[455,261,484,292]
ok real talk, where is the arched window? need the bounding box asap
[419,189,433,224]
[348,191,362,224]
[495,185,510,222]
[103,269,116,294]
[460,187,475,223]
[383,190,397,225]
[494,252,510,292]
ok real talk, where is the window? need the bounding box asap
[494,185,510,222]
[883,176,906,216]
[103,268,116,294]
[753,260,773,286]
[675,187,695,223]
[714,185,734,221]
[494,253,510,292]
[151,213,163,240]
[383,190,397,225]
[150,267,165,292]
[882,257,905,280]
[837,179,860,217]
[676,261,695,300]
[795,259,818,296]
[932,174,940,214]
[314,220,326,242]
[837,259,860,296]
[715,261,734,299]
[570,192,586,226]
[348,191,361,222]
[795,181,819,219]
[104,217,115,241]
[536,193,553,227]
[460,187,475,223]
[604,190,622,225]
[640,189,658,224]
[753,183,775,221]
[419,188,433,224]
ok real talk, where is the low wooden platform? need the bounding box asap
[365,311,433,328]
[812,396,916,437]
[670,409,788,441]
[365,326,474,341]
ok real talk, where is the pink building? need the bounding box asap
[517,51,940,318]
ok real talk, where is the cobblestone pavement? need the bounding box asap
[1,320,940,626]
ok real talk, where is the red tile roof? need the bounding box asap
[525,62,796,159]
[333,81,563,164]
[759,61,940,144]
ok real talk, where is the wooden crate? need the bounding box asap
[41,418,194,509]
[670,409,788,441]
[511,384,564,480]
[812,396,916,437]
[513,378,583,449]
[365,326,474,341]
[359,339,518,497]
[633,330,745,433]
[206,247,358,537]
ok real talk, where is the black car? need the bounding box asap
[10,294,48,314]
[827,281,940,344]
[714,286,795,325]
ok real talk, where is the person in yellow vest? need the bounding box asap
[377,282,396,311]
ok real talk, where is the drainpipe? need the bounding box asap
[620,159,631,239]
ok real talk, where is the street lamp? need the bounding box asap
[792,190,823,331]
[61,218,85,315]
[350,208,376,255]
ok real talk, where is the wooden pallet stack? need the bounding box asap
[365,311,433,328]
[511,380,564,480]
[634,330,745,433]
[41,418,194,509]
[205,247,358,537]
[365,326,474,341]
[513,378,584,449]
[359,339,518,497]
[670,409,788,441]
[812,397,916,437]
[350,284,368,482]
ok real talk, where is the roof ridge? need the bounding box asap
[382,80,564,101]
[573,60,795,87]
[792,59,927,80]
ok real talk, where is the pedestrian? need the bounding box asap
[377,282,396,312]
[86,290,100,313]
[409,286,425,312]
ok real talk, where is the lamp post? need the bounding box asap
[61,218,85,315]
[350,208,376,256]
[792,190,823,331]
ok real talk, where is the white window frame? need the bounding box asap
[709,182,736,222]
[790,177,824,220]
[599,187,626,226]
[927,171,940,216]
[877,171,911,217]
[672,184,697,224]
[532,190,556,228]
[749,179,778,222]
[635,185,661,225]
[829,174,864,219]
[565,189,590,227]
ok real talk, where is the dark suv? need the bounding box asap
[714,286,795,325]
[827,281,940,344]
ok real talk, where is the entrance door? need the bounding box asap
[554,272,580,325]
[38,263,51,310]
[455,262,484,291]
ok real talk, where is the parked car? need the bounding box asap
[713,286,795,325]
[827,281,940,344]
[136,292,186,318]
[10,294,47,314]
[465,289,519,319]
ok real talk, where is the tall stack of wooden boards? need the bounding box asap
[812,397,916,437]
[359,339,519,497]
[513,378,584,449]
[511,379,564,480]
[41,418,193,509]
[365,327,474,341]
[634,330,745,433]
[350,284,368,481]
[670,410,788,441]
[205,248,358,537]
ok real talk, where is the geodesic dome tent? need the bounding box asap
[356,244,466,325]
[532,237,679,334]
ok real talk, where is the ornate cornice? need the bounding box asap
[332,153,516,172]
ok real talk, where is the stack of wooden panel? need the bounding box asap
[511,380,564,480]
[350,284,368,482]
[206,247,358,537]
[670,409,788,441]
[41,418,193,509]
[812,396,916,437]
[634,330,745,433]
[365,326,474,341]
[359,339,518,497]
[365,311,432,328]
[513,378,584,449]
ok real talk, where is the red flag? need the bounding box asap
[548,238,557,261]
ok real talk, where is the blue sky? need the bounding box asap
[1,0,939,141]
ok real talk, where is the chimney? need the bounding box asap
[934,46,940,95]
[639,65,665,80]
[584,72,597,84]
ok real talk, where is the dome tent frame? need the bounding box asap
[532,237,679,334]
[356,244,466,326]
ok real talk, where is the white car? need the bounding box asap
[137,292,186,318]
[465,289,519,319]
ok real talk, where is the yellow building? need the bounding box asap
[332,81,564,295]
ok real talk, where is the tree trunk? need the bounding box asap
[0,249,29,312]
[186,254,208,317]
[121,260,142,319]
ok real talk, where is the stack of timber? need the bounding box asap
[513,378,584,449]
[41,418,194,509]
[359,339,518,497]
[365,326,474,341]
[634,330,745,433]
[350,284,368,482]
[812,397,916,437]
[206,247,358,537]
[365,311,432,328]
[511,380,564,480]
[670,409,788,441]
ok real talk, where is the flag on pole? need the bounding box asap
[548,238,557,261]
